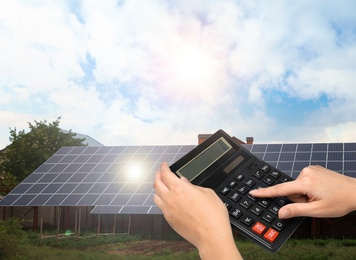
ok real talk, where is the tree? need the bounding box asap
[0,117,85,183]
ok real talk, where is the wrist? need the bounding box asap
[197,232,242,260]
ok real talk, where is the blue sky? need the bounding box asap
[1,0,356,148]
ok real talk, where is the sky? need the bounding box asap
[1,0,356,148]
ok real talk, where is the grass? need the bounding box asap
[7,229,356,259]
[238,239,356,259]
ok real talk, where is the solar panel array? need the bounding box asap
[243,142,356,179]
[0,145,195,214]
[0,142,355,215]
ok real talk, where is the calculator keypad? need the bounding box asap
[218,162,293,245]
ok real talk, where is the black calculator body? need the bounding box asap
[170,129,304,252]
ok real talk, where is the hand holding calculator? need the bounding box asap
[170,130,304,252]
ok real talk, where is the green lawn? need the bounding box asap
[9,237,356,260]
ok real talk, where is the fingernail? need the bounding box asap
[279,209,289,219]
[249,190,255,195]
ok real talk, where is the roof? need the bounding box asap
[0,142,355,214]
[60,129,104,147]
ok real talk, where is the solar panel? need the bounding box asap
[0,145,195,215]
[1,142,355,215]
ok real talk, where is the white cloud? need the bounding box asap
[0,0,356,148]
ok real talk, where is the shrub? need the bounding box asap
[0,218,28,258]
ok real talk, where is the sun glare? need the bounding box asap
[126,164,143,180]
[157,42,225,101]
[172,46,215,85]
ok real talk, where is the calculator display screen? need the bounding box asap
[176,137,232,181]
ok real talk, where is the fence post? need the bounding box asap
[113,214,116,238]
[97,214,101,238]
[40,218,43,246]
[56,207,61,242]
[78,208,81,240]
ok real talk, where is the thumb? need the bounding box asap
[279,203,317,219]
[180,176,190,183]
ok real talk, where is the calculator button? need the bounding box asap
[220,187,230,195]
[241,216,254,227]
[252,170,264,179]
[251,205,264,216]
[247,194,256,201]
[269,205,280,215]
[244,179,256,188]
[273,220,287,231]
[236,174,245,182]
[270,171,281,179]
[258,199,272,208]
[252,222,266,235]
[262,212,275,223]
[264,228,279,243]
[236,185,249,195]
[276,197,290,207]
[279,176,290,183]
[239,199,253,209]
[263,176,275,185]
[228,180,238,188]
[228,192,241,202]
[230,208,243,219]
[248,163,257,170]
[260,164,271,173]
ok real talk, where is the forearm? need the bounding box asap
[197,232,243,260]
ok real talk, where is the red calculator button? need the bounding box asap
[252,222,266,235]
[263,228,279,243]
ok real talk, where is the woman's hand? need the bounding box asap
[154,162,242,260]
[250,165,356,219]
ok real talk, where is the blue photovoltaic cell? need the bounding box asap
[264,153,280,161]
[91,206,123,214]
[13,195,35,206]
[45,195,67,205]
[345,152,356,161]
[148,206,162,214]
[327,162,343,171]
[127,194,148,205]
[61,194,83,206]
[72,183,94,193]
[26,184,47,193]
[22,174,45,183]
[345,143,356,151]
[295,152,311,161]
[251,144,267,153]
[311,152,327,161]
[59,155,78,164]
[11,184,32,193]
[313,143,327,151]
[281,144,297,152]
[77,194,98,205]
[28,195,52,206]
[279,153,295,161]
[266,144,282,152]
[0,141,355,215]
[38,174,59,183]
[328,152,343,161]
[297,144,312,152]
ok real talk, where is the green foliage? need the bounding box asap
[0,218,28,259]
[0,172,17,195]
[0,117,85,182]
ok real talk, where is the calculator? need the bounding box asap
[170,129,304,252]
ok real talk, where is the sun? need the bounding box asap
[126,164,143,180]
[171,45,216,85]
[155,41,226,101]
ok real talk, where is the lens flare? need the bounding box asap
[126,164,143,180]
